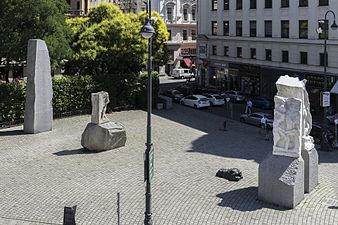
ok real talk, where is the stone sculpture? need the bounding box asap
[258,75,318,209]
[24,39,53,134]
[81,91,126,151]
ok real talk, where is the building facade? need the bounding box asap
[67,0,146,16]
[197,0,338,110]
[153,0,197,75]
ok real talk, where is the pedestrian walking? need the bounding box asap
[245,99,252,114]
[260,116,269,141]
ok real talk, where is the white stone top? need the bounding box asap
[276,75,305,89]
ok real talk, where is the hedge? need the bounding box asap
[0,72,160,123]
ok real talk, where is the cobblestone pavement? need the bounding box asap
[0,105,337,225]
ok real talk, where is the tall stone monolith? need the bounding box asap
[258,75,306,208]
[24,39,53,134]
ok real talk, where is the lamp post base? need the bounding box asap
[144,213,153,225]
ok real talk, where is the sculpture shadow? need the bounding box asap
[53,148,97,156]
[154,105,273,163]
[0,129,27,137]
[216,186,287,212]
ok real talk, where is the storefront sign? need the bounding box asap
[321,91,330,107]
[199,44,207,59]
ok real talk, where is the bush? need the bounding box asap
[136,71,160,108]
[0,81,26,122]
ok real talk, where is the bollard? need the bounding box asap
[63,205,77,225]
[223,121,227,131]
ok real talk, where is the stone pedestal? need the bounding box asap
[24,39,53,134]
[301,148,319,193]
[81,122,126,152]
[258,154,304,209]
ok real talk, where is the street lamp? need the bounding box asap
[140,1,155,225]
[319,10,338,125]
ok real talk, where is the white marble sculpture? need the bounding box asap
[24,39,53,134]
[81,91,126,151]
[91,91,110,124]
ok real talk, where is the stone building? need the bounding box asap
[197,0,338,111]
[153,0,197,75]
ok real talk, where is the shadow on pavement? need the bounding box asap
[0,129,27,136]
[53,148,97,156]
[216,186,287,212]
[154,105,338,164]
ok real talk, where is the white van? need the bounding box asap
[172,68,194,79]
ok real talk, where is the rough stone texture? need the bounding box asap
[258,153,305,209]
[301,148,319,193]
[81,122,126,151]
[91,92,110,125]
[24,39,53,134]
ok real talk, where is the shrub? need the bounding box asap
[136,71,160,108]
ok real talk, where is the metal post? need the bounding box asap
[117,193,120,225]
[144,1,153,224]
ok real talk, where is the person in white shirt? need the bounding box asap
[245,99,253,114]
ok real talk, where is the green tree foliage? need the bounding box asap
[138,11,170,67]
[0,0,71,69]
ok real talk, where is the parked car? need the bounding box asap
[203,93,225,106]
[161,89,184,102]
[180,95,210,108]
[176,84,203,96]
[251,96,274,109]
[240,112,273,129]
[172,68,194,79]
[223,91,246,102]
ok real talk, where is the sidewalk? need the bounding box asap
[0,105,337,225]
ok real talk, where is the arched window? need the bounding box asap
[191,5,196,21]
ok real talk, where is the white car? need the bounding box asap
[203,93,225,106]
[172,68,194,79]
[180,95,210,108]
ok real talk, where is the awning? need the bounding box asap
[183,58,192,67]
[331,80,338,94]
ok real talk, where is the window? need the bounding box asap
[192,30,196,40]
[319,0,329,6]
[192,7,196,21]
[320,53,328,66]
[224,46,229,56]
[318,20,328,39]
[265,49,272,61]
[282,51,289,62]
[251,48,256,59]
[223,21,229,36]
[212,0,218,10]
[299,20,308,39]
[236,21,242,36]
[265,0,272,8]
[250,21,257,37]
[281,20,289,38]
[212,21,218,35]
[224,0,229,10]
[168,30,172,41]
[237,47,242,58]
[236,0,242,9]
[265,20,272,37]
[299,0,308,7]
[212,45,217,55]
[183,30,187,40]
[183,8,188,21]
[300,52,307,64]
[281,0,289,7]
[167,7,173,21]
[250,0,256,9]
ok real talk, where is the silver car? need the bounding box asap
[240,112,273,129]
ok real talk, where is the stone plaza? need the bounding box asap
[0,105,337,225]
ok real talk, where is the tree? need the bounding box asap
[138,11,170,69]
[0,0,71,80]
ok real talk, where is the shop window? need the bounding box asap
[300,52,308,64]
[282,50,289,62]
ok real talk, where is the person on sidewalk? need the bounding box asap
[245,99,252,114]
[260,115,269,141]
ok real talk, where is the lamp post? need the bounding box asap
[140,1,155,225]
[320,10,338,125]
